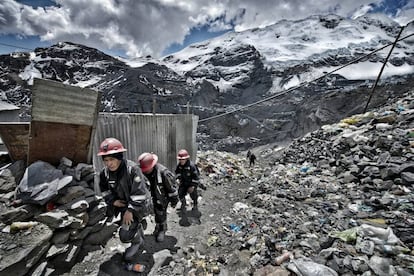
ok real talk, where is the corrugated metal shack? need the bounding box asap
[94,113,198,172]
[0,78,199,175]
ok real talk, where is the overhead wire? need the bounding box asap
[199,31,414,122]
[0,42,34,52]
[1,31,414,120]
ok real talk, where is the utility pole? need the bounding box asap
[363,25,405,113]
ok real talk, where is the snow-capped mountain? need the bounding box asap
[163,13,413,93]
[1,13,413,151]
[160,13,414,150]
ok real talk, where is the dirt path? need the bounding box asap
[66,152,260,275]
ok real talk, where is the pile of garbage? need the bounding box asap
[0,158,117,275]
[160,91,414,275]
[197,151,252,181]
[0,89,412,275]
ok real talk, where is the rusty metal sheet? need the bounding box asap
[31,78,100,125]
[28,78,100,165]
[28,121,92,166]
[0,122,30,161]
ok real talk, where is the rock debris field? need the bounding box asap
[0,90,413,276]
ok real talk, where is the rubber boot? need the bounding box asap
[156,230,165,242]
[180,199,186,210]
[192,201,198,211]
[124,243,141,260]
[154,222,167,242]
[123,224,144,261]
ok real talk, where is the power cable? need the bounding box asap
[1,31,414,120]
[0,42,34,51]
[363,25,405,112]
[199,31,414,122]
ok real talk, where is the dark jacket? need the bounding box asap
[99,159,151,219]
[249,154,256,162]
[175,159,200,187]
[144,163,178,207]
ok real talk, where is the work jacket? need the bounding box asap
[99,159,151,219]
[144,163,178,207]
[175,159,200,187]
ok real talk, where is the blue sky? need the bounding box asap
[0,0,413,58]
[164,25,228,57]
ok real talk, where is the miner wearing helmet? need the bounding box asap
[138,152,179,242]
[175,149,202,211]
[98,137,151,273]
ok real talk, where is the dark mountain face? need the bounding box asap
[1,14,413,152]
[0,42,219,117]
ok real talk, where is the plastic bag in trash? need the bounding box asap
[287,258,338,276]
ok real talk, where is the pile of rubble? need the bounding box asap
[0,90,413,276]
[0,158,117,275]
[158,91,413,275]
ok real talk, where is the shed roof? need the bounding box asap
[0,101,19,111]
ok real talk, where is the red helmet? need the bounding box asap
[138,152,158,173]
[177,149,190,160]
[97,138,127,156]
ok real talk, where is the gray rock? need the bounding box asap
[17,175,73,205]
[36,210,72,229]
[0,169,16,193]
[46,244,70,259]
[355,238,375,255]
[69,226,92,241]
[400,171,414,185]
[0,223,52,275]
[83,222,118,246]
[56,186,86,205]
[87,201,107,226]
[58,198,89,214]
[0,204,43,224]
[47,241,82,273]
[368,256,396,276]
[51,229,71,245]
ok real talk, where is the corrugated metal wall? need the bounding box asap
[93,113,198,172]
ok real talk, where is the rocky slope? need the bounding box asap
[0,86,412,275]
[61,88,414,275]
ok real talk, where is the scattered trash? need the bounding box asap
[275,252,292,265]
[9,221,39,233]
[330,227,358,243]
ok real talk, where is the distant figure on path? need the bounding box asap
[175,149,202,211]
[249,152,256,167]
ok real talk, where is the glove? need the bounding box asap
[170,196,179,208]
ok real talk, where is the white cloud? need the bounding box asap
[394,0,414,26]
[0,0,406,58]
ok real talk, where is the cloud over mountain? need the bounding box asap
[1,0,413,58]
